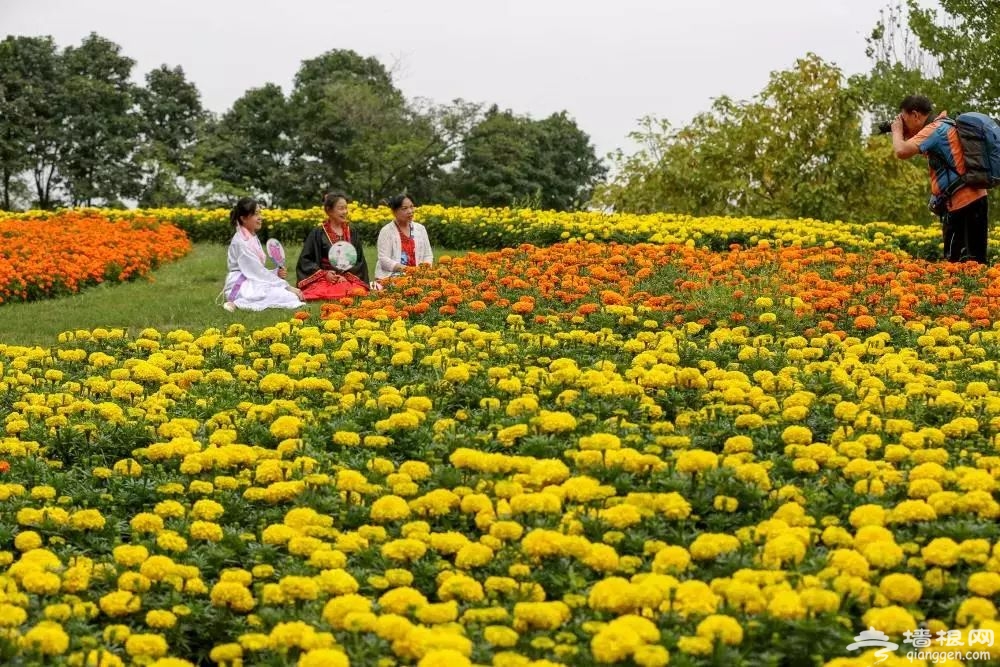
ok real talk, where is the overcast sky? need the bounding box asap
[2,1,919,159]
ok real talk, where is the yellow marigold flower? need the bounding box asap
[113,544,149,567]
[968,572,1000,597]
[190,499,225,521]
[21,621,70,656]
[633,644,671,667]
[878,573,922,605]
[481,625,519,648]
[689,533,740,560]
[125,633,168,658]
[0,604,27,627]
[696,614,743,645]
[299,649,350,667]
[156,530,188,553]
[189,521,223,542]
[209,644,243,663]
[922,538,960,567]
[677,635,713,655]
[417,649,472,667]
[279,575,320,601]
[130,512,164,534]
[956,597,998,626]
[767,590,806,620]
[651,545,690,574]
[455,543,494,569]
[99,591,142,618]
[664,580,721,618]
[149,659,195,667]
[333,430,362,447]
[269,415,302,440]
[781,425,812,446]
[371,495,411,522]
[14,531,43,551]
[209,582,255,613]
[861,606,917,635]
[145,610,177,629]
[103,624,131,644]
[21,570,61,595]
[322,594,372,629]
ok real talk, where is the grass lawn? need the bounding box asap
[0,244,468,347]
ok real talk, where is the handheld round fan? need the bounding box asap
[265,238,286,269]
[328,241,358,272]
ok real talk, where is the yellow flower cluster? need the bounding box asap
[1,275,1000,665]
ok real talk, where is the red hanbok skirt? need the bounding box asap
[299,272,369,301]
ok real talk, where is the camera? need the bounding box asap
[876,120,893,135]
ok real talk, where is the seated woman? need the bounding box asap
[375,194,434,280]
[296,192,370,300]
[222,197,304,312]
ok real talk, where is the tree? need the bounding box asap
[282,49,476,207]
[857,2,956,123]
[595,54,932,225]
[136,65,205,206]
[192,83,295,207]
[447,107,606,210]
[59,33,141,206]
[0,35,65,209]
[907,0,1000,113]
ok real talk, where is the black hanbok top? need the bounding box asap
[296,222,369,288]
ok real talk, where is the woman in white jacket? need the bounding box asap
[375,194,434,280]
[221,197,304,312]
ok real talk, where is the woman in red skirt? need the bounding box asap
[296,192,370,300]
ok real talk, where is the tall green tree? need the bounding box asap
[137,65,205,206]
[595,54,931,225]
[0,35,65,209]
[59,32,140,206]
[193,83,294,207]
[447,107,605,210]
[907,0,1000,113]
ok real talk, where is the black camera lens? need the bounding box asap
[877,121,893,134]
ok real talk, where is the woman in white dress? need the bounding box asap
[374,194,434,281]
[221,197,304,312]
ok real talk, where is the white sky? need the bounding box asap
[1,0,918,159]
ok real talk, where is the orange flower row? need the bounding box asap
[0,213,191,304]
[319,241,1000,331]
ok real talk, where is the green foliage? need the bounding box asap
[596,54,933,225]
[1,35,604,213]
[446,107,607,210]
[907,0,1000,114]
[59,33,142,206]
[193,83,295,207]
[137,65,205,207]
[0,35,64,209]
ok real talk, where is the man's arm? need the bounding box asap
[891,116,921,159]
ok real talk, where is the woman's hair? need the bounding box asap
[229,197,259,228]
[386,194,414,212]
[323,192,349,211]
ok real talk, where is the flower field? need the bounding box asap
[0,213,191,305]
[1,205,986,261]
[2,221,1000,667]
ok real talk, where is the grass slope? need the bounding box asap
[0,244,466,347]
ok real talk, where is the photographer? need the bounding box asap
[890,95,989,265]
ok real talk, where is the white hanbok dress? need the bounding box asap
[222,227,304,311]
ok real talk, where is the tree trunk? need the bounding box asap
[1,166,10,210]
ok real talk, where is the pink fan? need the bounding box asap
[265,238,286,269]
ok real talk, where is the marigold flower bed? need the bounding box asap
[1,205,972,260]
[1,242,1000,666]
[0,213,191,304]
